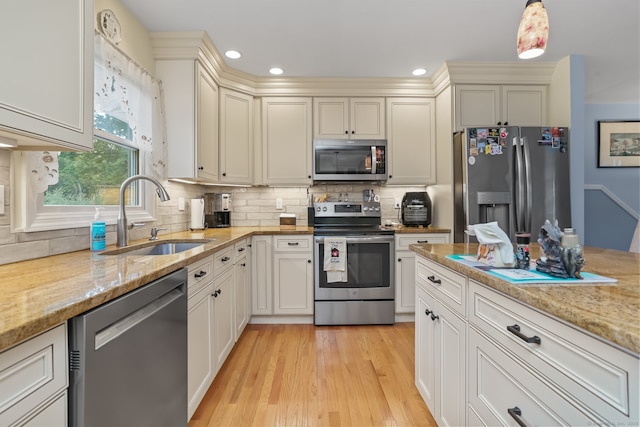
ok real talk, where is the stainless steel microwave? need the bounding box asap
[312,139,388,182]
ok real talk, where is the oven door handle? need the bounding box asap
[314,235,394,244]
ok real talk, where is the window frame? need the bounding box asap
[12,129,157,233]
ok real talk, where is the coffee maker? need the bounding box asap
[204,193,231,228]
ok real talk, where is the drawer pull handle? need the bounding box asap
[430,313,439,321]
[241,263,246,267]
[507,324,541,344]
[221,256,231,262]
[508,406,527,427]
[427,275,441,284]
[238,247,245,252]
[194,270,207,278]
[212,290,221,297]
[288,242,299,246]
[425,309,432,316]
[417,240,429,243]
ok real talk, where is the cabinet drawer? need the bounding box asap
[0,325,67,427]
[468,328,601,426]
[415,256,466,316]
[234,239,248,260]
[396,233,448,251]
[273,236,312,252]
[469,280,638,422]
[187,256,213,297]
[213,246,234,274]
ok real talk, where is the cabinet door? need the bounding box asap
[502,85,548,126]
[350,97,385,139]
[262,97,312,185]
[455,85,501,130]
[220,88,253,184]
[19,391,67,427]
[313,98,349,139]
[213,268,234,369]
[415,286,437,413]
[251,235,273,314]
[273,252,313,314]
[187,282,214,419]
[234,255,249,341]
[396,251,416,313]
[0,0,93,150]
[386,98,436,184]
[434,301,466,427]
[196,65,219,181]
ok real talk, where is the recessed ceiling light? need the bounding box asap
[269,67,284,75]
[225,50,242,59]
[412,68,427,76]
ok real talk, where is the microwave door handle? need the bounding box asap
[371,146,377,174]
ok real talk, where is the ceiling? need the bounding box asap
[120,0,640,104]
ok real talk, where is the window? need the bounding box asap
[13,33,166,232]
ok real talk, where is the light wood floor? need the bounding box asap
[189,322,437,427]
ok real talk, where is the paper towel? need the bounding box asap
[190,198,205,230]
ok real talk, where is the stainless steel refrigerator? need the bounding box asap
[453,126,571,243]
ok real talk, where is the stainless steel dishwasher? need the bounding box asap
[68,268,188,427]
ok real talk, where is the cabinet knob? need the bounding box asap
[308,259,312,263]
[212,289,220,297]
[430,313,439,321]
[497,121,502,125]
[351,130,355,134]
[504,121,508,125]
[344,130,349,134]
[222,172,227,177]
[398,258,402,262]
[198,166,204,170]
[425,309,431,316]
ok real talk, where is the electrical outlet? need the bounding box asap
[394,198,402,209]
[276,198,283,210]
[178,197,185,211]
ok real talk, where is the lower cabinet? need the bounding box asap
[251,234,314,319]
[395,233,450,313]
[415,273,466,427]
[0,324,67,427]
[414,254,640,426]
[212,266,235,368]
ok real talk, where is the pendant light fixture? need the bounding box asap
[516,0,549,59]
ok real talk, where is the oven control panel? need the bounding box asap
[314,202,381,217]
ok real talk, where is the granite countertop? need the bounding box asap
[0,226,312,352]
[410,242,640,355]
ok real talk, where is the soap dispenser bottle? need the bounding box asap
[90,207,106,251]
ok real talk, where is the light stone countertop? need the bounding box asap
[410,242,640,355]
[0,226,311,352]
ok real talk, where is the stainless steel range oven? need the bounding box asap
[313,201,395,325]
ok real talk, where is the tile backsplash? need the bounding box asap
[0,149,429,265]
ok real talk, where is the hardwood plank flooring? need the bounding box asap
[189,323,436,427]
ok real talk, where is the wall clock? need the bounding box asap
[98,9,122,44]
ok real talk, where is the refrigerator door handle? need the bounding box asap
[514,137,526,232]
[522,136,533,233]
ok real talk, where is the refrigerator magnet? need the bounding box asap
[470,147,478,156]
[468,156,476,165]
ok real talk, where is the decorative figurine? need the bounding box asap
[536,219,585,279]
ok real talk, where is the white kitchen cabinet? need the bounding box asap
[415,258,466,427]
[261,97,312,185]
[454,84,547,131]
[0,0,93,150]
[156,60,219,183]
[313,97,385,140]
[212,264,234,370]
[273,236,314,315]
[186,256,215,420]
[468,279,639,426]
[251,235,273,315]
[220,88,253,185]
[386,98,436,185]
[234,239,250,340]
[395,233,449,314]
[0,324,67,427]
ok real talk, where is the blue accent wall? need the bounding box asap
[584,104,640,250]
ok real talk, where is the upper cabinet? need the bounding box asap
[156,60,219,183]
[219,88,253,185]
[0,0,93,150]
[261,97,312,186]
[313,97,385,140]
[454,84,548,131]
[386,98,436,185]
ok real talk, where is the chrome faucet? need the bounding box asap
[117,175,171,247]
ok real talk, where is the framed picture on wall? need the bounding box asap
[597,120,640,168]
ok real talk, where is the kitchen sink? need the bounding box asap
[100,239,212,256]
